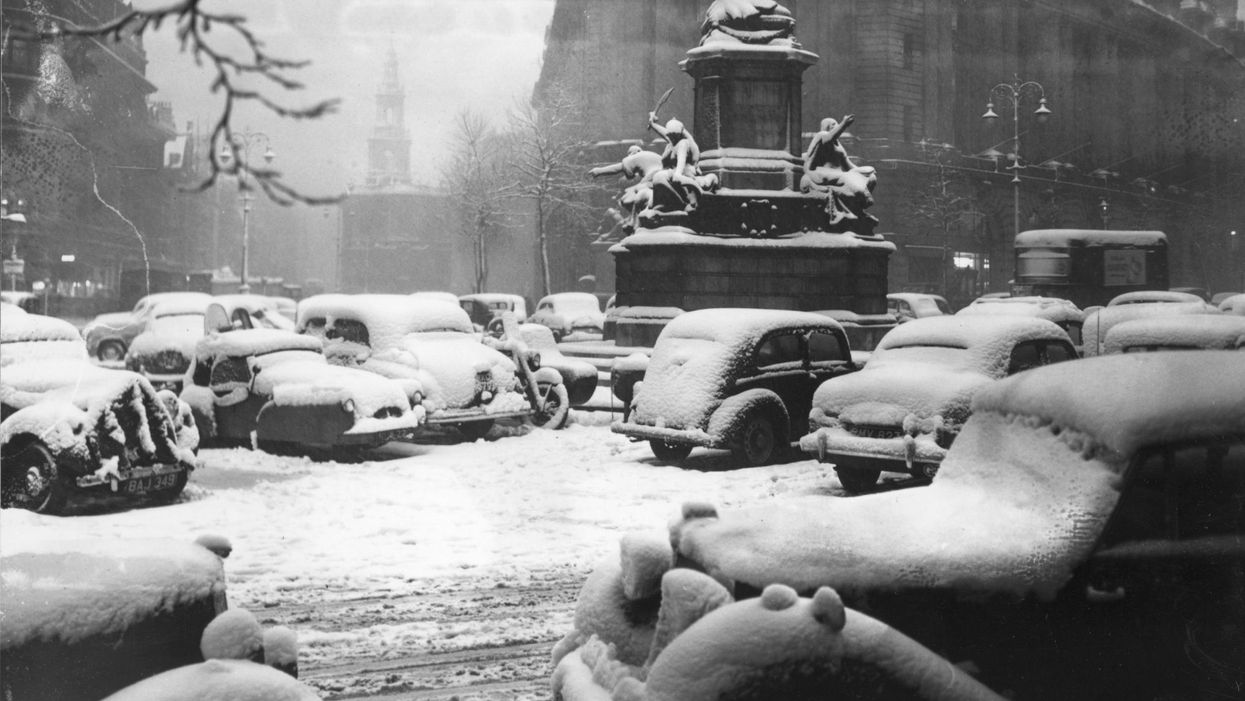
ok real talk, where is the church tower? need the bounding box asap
[366,47,412,188]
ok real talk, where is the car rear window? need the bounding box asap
[808,331,847,363]
[756,333,802,368]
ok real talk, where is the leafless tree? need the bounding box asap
[441,110,513,293]
[906,151,984,297]
[7,0,340,205]
[506,82,599,297]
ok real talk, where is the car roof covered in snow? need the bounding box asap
[1014,229,1167,247]
[875,315,1067,354]
[974,351,1245,456]
[1102,314,1245,353]
[1082,302,1219,355]
[1108,290,1208,306]
[956,296,1084,323]
[195,329,321,360]
[1,312,82,344]
[298,294,474,348]
[660,308,846,348]
[212,294,277,312]
[1218,293,1245,315]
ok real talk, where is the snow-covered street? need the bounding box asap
[1,414,852,699]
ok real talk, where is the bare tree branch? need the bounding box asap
[9,0,342,205]
[440,110,517,292]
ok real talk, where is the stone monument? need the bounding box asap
[604,0,894,347]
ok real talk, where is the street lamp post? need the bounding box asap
[982,76,1052,241]
[219,130,274,294]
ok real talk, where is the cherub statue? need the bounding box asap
[646,112,719,214]
[589,145,662,231]
[800,114,878,232]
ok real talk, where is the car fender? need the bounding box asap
[706,388,789,445]
[0,402,92,476]
[533,366,563,386]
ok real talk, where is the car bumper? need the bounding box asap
[424,407,531,425]
[611,420,717,448]
[799,426,947,474]
[76,461,189,493]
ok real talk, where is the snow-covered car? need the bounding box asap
[527,292,605,341]
[125,296,294,392]
[561,352,1245,700]
[488,319,598,409]
[800,315,1076,491]
[1102,314,1245,353]
[297,295,533,439]
[1107,289,1209,306]
[1218,292,1245,315]
[1,313,198,513]
[266,295,299,322]
[1082,299,1219,356]
[886,292,951,322]
[956,295,1086,349]
[180,328,421,458]
[81,291,213,362]
[614,309,857,466]
[459,293,529,334]
[0,524,231,701]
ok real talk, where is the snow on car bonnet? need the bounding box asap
[298,294,473,349]
[675,352,1243,599]
[0,522,225,648]
[632,309,843,429]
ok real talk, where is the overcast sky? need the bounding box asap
[143,0,556,198]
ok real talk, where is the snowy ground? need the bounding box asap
[1,412,866,699]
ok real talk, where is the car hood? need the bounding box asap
[672,410,1122,600]
[811,362,993,425]
[255,359,411,420]
[397,334,518,409]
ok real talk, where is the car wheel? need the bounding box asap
[97,340,126,362]
[732,411,782,467]
[835,467,881,493]
[1,440,67,514]
[457,420,494,441]
[649,440,692,463]
[531,382,570,430]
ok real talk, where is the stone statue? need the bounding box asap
[647,112,719,214]
[589,145,662,231]
[800,114,878,233]
[701,0,797,46]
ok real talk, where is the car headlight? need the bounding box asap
[340,398,356,414]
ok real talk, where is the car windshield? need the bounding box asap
[911,297,945,315]
[253,348,324,370]
[872,345,972,368]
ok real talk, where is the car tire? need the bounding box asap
[835,467,881,493]
[457,420,494,441]
[649,440,693,463]
[1,439,67,514]
[531,382,570,430]
[732,410,783,467]
[98,340,126,362]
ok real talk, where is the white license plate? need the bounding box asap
[125,472,180,494]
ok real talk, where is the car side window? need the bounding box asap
[192,359,211,387]
[210,356,252,387]
[1103,441,1245,544]
[1007,341,1043,374]
[327,319,370,346]
[808,331,847,364]
[1062,321,1083,346]
[302,317,328,339]
[1042,341,1076,364]
[755,333,803,369]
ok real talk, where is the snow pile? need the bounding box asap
[0,527,225,648]
[631,309,844,431]
[201,608,264,662]
[264,626,300,677]
[554,536,1002,701]
[1082,301,1217,355]
[1103,314,1245,352]
[100,659,321,701]
[676,352,1245,599]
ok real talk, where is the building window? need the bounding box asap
[903,32,915,70]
